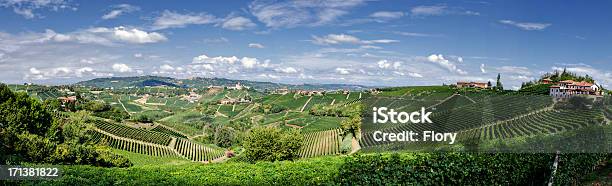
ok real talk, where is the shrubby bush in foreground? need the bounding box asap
[338,153,609,185]
[242,127,303,162]
[21,152,609,185]
[0,84,130,167]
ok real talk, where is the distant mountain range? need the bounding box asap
[74,76,371,91]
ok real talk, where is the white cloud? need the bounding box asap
[497,66,532,76]
[499,20,551,31]
[102,4,139,20]
[377,60,401,70]
[426,54,467,75]
[480,64,486,73]
[408,72,424,78]
[275,67,298,74]
[203,37,229,44]
[0,0,75,19]
[191,64,214,71]
[75,67,93,77]
[369,11,404,19]
[313,34,360,45]
[248,43,265,48]
[240,57,258,68]
[26,66,101,80]
[133,53,143,58]
[152,10,218,30]
[249,0,365,28]
[360,45,382,49]
[411,5,446,16]
[192,54,239,64]
[258,73,280,79]
[189,53,274,76]
[112,63,132,73]
[312,34,399,45]
[220,16,256,30]
[393,31,442,37]
[335,67,351,75]
[111,26,167,44]
[7,27,167,46]
[159,64,175,71]
[410,5,479,17]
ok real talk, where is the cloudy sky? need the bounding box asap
[0,0,610,89]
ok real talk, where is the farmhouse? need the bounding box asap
[541,78,553,84]
[218,97,252,105]
[226,82,250,90]
[549,80,602,99]
[368,89,381,95]
[57,96,77,104]
[182,92,201,103]
[297,90,324,96]
[272,88,289,95]
[456,81,489,89]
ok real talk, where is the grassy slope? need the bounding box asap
[112,149,193,167]
[37,156,343,185]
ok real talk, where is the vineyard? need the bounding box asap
[88,120,226,162]
[359,94,570,149]
[173,138,226,162]
[151,124,188,138]
[298,129,343,158]
[464,108,605,140]
[87,130,178,157]
[92,120,173,146]
[10,81,608,165]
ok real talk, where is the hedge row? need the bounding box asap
[338,153,608,185]
[20,153,608,185]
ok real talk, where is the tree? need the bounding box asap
[214,126,236,148]
[242,127,303,162]
[341,115,362,138]
[495,73,504,91]
[62,111,93,144]
[83,100,110,112]
[0,84,130,167]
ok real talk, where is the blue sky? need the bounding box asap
[0,0,611,89]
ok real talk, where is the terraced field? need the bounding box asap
[92,120,173,146]
[87,130,178,157]
[151,124,188,138]
[462,108,605,140]
[173,138,225,162]
[360,95,556,149]
[298,129,342,158]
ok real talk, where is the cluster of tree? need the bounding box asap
[228,117,254,131]
[518,84,552,95]
[214,126,237,148]
[341,115,361,139]
[196,102,217,115]
[45,98,129,122]
[554,96,594,110]
[241,127,303,162]
[494,73,504,91]
[522,68,596,88]
[82,100,129,122]
[258,104,287,114]
[545,68,595,83]
[0,84,130,167]
[309,103,363,117]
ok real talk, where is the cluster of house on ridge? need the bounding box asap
[269,88,351,96]
[542,78,604,99]
[454,79,604,100]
